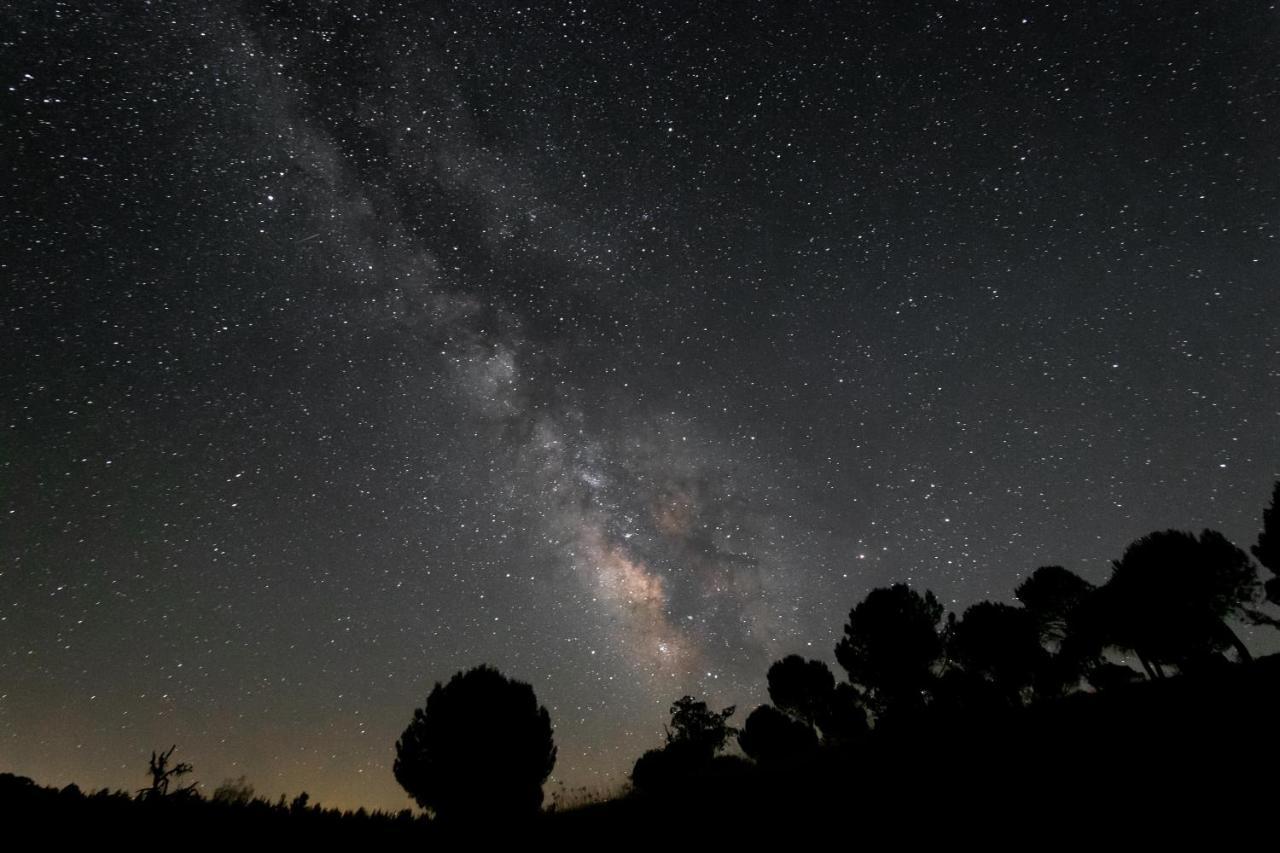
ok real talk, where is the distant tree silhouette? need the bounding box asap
[835,584,944,722]
[945,601,1047,705]
[138,745,197,801]
[393,665,556,822]
[1099,529,1263,675]
[737,704,819,764]
[1253,480,1280,604]
[665,695,737,759]
[631,695,737,793]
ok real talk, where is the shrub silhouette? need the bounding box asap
[630,742,700,792]
[393,665,555,822]
[211,775,255,806]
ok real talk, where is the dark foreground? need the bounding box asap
[5,655,1277,844]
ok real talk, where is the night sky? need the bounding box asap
[3,1,1278,811]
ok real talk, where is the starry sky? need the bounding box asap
[3,1,1278,811]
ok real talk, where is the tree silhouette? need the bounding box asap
[1253,480,1280,604]
[1015,565,1096,649]
[737,704,818,764]
[631,695,737,793]
[138,745,197,801]
[766,654,867,741]
[946,601,1047,705]
[393,665,556,822]
[1013,565,1102,694]
[665,695,737,759]
[767,655,835,728]
[1100,529,1262,676]
[835,584,944,722]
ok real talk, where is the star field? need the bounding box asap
[2,1,1278,810]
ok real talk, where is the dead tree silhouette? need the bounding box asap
[139,745,198,800]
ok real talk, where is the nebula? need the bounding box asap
[576,524,696,677]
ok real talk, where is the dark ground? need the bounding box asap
[4,654,1276,844]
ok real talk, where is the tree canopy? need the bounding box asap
[835,583,944,721]
[1098,529,1261,675]
[766,655,835,728]
[737,704,818,764]
[1014,565,1097,648]
[946,600,1047,704]
[393,665,556,822]
[631,695,738,793]
[665,695,737,759]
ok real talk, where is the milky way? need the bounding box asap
[3,2,1278,809]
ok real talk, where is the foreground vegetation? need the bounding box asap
[5,655,1279,839]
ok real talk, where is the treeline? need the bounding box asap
[576,481,1280,835]
[628,482,1280,790]
[564,654,1280,837]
